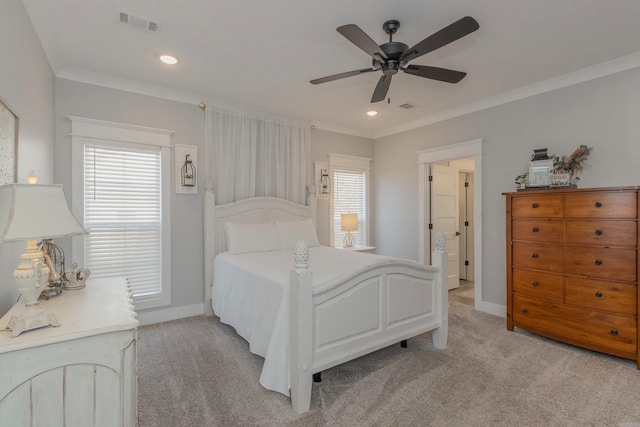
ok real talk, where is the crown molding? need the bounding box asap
[57,51,640,141]
[375,51,640,139]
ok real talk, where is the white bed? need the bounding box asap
[203,193,448,413]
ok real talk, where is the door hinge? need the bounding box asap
[465,182,469,187]
[428,175,433,181]
[465,221,469,227]
[428,223,433,229]
[465,260,469,266]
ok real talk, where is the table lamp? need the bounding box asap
[341,213,358,248]
[0,184,87,337]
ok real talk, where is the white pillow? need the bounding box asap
[225,222,281,254]
[276,218,320,249]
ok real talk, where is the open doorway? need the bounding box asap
[417,139,492,315]
[429,159,475,304]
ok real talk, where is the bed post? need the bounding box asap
[431,231,448,349]
[289,240,313,414]
[203,179,215,317]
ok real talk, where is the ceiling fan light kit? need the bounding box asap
[311,16,479,103]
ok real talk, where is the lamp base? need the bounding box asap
[7,307,60,338]
[343,231,355,249]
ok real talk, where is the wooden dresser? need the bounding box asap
[0,278,138,426]
[504,186,639,367]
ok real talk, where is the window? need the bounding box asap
[70,117,172,310]
[328,153,371,248]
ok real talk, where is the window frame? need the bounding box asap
[328,153,372,248]
[69,116,173,310]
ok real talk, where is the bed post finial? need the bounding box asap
[293,240,309,271]
[434,232,446,252]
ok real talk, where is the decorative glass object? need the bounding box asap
[528,159,553,187]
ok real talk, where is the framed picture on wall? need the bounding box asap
[0,97,18,185]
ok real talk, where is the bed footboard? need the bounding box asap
[289,233,448,414]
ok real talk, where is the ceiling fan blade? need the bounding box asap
[371,75,392,103]
[337,24,388,60]
[400,16,479,64]
[310,68,377,84]
[403,65,467,83]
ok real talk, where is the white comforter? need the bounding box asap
[212,246,399,396]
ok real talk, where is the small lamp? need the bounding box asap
[181,154,196,187]
[319,169,330,195]
[0,184,87,337]
[341,213,358,248]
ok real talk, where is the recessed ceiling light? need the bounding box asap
[160,55,177,65]
[366,110,378,117]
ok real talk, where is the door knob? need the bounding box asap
[455,231,461,236]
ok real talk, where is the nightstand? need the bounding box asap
[0,277,138,426]
[338,245,376,254]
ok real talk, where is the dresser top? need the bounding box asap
[0,277,138,353]
[503,185,640,196]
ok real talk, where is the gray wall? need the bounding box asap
[373,67,640,307]
[52,82,373,319]
[54,79,206,317]
[310,128,373,245]
[0,0,55,316]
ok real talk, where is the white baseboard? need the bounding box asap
[475,300,506,318]
[137,303,205,326]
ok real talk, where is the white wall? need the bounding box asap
[0,0,55,316]
[373,67,640,308]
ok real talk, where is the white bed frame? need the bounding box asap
[203,191,448,413]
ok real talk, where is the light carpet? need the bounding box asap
[137,302,640,426]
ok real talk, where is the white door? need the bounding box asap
[430,164,460,290]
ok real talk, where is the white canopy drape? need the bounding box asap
[205,107,310,205]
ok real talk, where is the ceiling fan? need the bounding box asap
[310,17,480,103]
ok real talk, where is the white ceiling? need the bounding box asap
[21,0,640,139]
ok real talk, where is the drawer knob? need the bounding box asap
[531,227,539,232]
[595,259,602,265]
[521,307,528,313]
[595,202,603,208]
[595,291,603,298]
[531,253,538,258]
[531,203,539,208]
[531,281,538,287]
[610,329,619,336]
[595,229,603,235]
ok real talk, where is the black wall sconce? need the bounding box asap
[181,154,196,187]
[319,169,331,194]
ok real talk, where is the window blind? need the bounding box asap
[83,144,162,298]
[332,169,366,247]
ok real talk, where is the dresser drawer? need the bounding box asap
[565,191,637,219]
[511,195,563,218]
[512,219,564,243]
[512,268,563,302]
[513,295,637,355]
[565,220,637,247]
[564,246,637,281]
[512,242,563,272]
[565,277,637,315]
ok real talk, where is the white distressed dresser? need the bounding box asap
[0,278,138,426]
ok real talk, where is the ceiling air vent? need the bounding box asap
[117,10,161,33]
[398,102,418,110]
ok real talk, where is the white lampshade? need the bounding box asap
[341,213,358,232]
[0,184,87,242]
